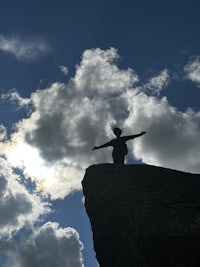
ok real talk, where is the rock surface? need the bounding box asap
[82,164,200,267]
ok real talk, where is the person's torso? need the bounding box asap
[111,137,128,155]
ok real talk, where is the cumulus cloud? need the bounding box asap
[0,35,51,62]
[184,56,200,86]
[3,47,200,200]
[2,222,84,267]
[124,92,200,173]
[74,48,139,94]
[0,157,49,237]
[3,48,139,198]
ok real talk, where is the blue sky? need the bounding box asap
[0,0,200,266]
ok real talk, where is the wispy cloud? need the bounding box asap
[60,65,69,76]
[143,69,170,95]
[0,35,51,62]
[184,56,200,87]
[1,89,31,108]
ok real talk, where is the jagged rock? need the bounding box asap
[82,164,200,267]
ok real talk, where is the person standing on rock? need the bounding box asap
[93,127,146,164]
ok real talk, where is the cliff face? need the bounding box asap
[82,164,200,267]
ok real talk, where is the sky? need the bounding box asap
[0,0,200,266]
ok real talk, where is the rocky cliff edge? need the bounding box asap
[82,164,200,267]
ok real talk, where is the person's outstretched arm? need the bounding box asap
[92,140,112,150]
[125,131,146,141]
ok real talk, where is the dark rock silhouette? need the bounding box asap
[82,164,200,267]
[93,128,146,164]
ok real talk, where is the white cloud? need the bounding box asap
[60,65,69,76]
[143,69,170,95]
[74,48,139,94]
[0,157,49,237]
[184,56,200,86]
[124,92,200,173]
[2,47,200,200]
[0,35,51,62]
[2,222,84,267]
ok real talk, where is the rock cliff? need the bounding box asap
[82,164,200,267]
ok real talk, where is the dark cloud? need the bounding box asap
[5,222,84,267]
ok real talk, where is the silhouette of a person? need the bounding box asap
[93,127,146,164]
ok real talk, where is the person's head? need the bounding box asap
[113,127,122,137]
